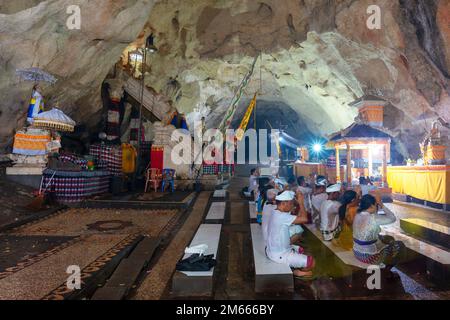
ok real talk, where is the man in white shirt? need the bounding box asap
[262,189,278,242]
[248,168,260,196]
[266,191,315,279]
[320,184,342,241]
[359,177,377,196]
[262,189,304,245]
[311,176,328,225]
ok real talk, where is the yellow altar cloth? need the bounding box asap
[387,166,450,204]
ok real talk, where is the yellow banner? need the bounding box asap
[236,93,257,141]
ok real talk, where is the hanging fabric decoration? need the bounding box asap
[236,92,257,141]
[106,99,121,141]
[13,129,51,156]
[151,146,164,171]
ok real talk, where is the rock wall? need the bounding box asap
[0,0,156,150]
[1,0,449,159]
[143,0,450,158]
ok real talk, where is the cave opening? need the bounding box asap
[229,99,321,168]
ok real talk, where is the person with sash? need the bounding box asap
[353,194,405,278]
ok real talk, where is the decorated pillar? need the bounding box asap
[335,147,341,183]
[382,143,388,187]
[346,143,352,185]
[368,146,373,177]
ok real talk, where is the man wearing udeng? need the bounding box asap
[266,190,315,279]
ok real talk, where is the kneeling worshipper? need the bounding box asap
[266,191,315,280]
[27,84,45,124]
[262,189,306,247]
[262,189,278,243]
[333,190,359,250]
[297,176,313,216]
[353,195,406,277]
[311,176,328,225]
[248,168,260,197]
[319,184,342,241]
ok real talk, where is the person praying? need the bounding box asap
[261,189,278,243]
[310,176,328,225]
[248,168,260,197]
[297,176,312,214]
[266,191,315,280]
[333,190,359,250]
[353,195,406,278]
[319,184,342,241]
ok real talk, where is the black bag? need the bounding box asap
[176,254,217,272]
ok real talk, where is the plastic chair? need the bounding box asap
[145,168,162,192]
[161,168,176,192]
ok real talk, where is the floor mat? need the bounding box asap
[11,208,178,237]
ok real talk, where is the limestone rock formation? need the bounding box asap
[0,0,449,159]
[142,0,450,158]
[0,0,156,149]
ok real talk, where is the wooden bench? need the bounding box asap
[400,218,449,250]
[250,224,293,293]
[171,224,222,296]
[205,202,226,222]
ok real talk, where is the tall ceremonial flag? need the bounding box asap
[236,93,257,141]
[218,55,259,134]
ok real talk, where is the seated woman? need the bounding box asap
[333,190,359,250]
[353,195,405,277]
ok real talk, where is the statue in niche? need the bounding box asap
[420,118,449,165]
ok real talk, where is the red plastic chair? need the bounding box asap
[145,168,162,192]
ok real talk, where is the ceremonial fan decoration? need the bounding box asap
[16,67,58,84]
[33,108,76,132]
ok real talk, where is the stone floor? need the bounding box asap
[11,208,178,237]
[146,175,450,300]
[0,173,51,229]
[0,205,180,300]
[0,172,448,300]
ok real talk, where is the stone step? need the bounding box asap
[91,236,160,300]
[400,218,449,250]
[205,202,226,221]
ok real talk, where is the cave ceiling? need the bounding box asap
[0,0,449,157]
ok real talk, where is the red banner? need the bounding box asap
[151,146,164,170]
